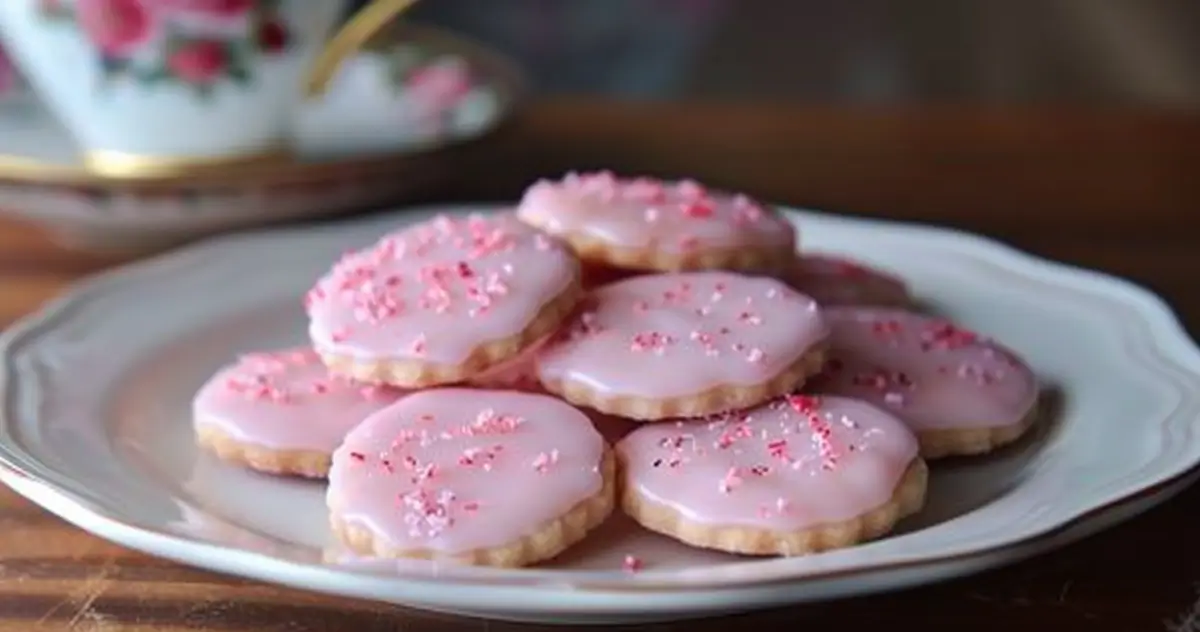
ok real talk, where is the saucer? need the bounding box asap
[3,205,1199,623]
[0,26,524,252]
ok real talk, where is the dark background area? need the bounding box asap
[382,0,1200,105]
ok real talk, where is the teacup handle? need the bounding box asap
[303,0,422,99]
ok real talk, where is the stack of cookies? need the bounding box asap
[192,171,1040,567]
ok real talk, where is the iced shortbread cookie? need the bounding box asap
[785,254,911,307]
[516,171,796,273]
[537,271,829,420]
[307,213,583,387]
[617,395,926,556]
[192,347,407,478]
[327,389,614,567]
[810,307,1040,458]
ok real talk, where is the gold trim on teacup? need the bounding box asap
[0,153,89,184]
[305,0,423,99]
[83,148,293,180]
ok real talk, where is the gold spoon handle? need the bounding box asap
[303,0,421,99]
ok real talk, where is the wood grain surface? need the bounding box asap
[0,100,1198,631]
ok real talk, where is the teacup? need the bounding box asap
[0,0,416,177]
[0,42,20,99]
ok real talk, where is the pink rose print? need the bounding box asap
[256,20,289,54]
[77,0,154,56]
[153,0,254,18]
[406,61,473,110]
[0,46,14,97]
[39,0,290,92]
[167,40,229,84]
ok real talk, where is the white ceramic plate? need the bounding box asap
[2,205,1199,625]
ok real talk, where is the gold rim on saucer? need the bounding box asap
[0,24,526,190]
[83,148,293,180]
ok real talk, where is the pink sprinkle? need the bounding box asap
[921,321,979,351]
[623,555,643,572]
[532,449,560,473]
[414,463,438,483]
[630,331,675,353]
[787,395,822,415]
[458,447,488,466]
[747,348,766,363]
[738,311,762,325]
[303,287,326,311]
[470,409,524,434]
[732,196,763,223]
[399,488,456,538]
[681,200,714,218]
[330,327,350,343]
[410,335,427,356]
[718,467,744,493]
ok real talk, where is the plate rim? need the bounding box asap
[2,205,1199,599]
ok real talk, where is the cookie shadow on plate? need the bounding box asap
[894,383,1065,533]
[906,295,945,316]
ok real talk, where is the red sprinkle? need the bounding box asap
[681,200,714,218]
[921,321,979,351]
[787,395,822,415]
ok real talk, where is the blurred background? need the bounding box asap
[356,0,1200,106]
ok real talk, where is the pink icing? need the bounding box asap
[306,213,579,365]
[516,171,795,256]
[537,272,829,399]
[327,389,607,555]
[809,308,1039,431]
[191,347,407,453]
[786,254,910,307]
[617,395,919,528]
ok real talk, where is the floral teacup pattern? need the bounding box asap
[388,45,475,117]
[38,0,294,96]
[0,43,17,97]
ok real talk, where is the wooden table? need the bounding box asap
[1,100,1198,631]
